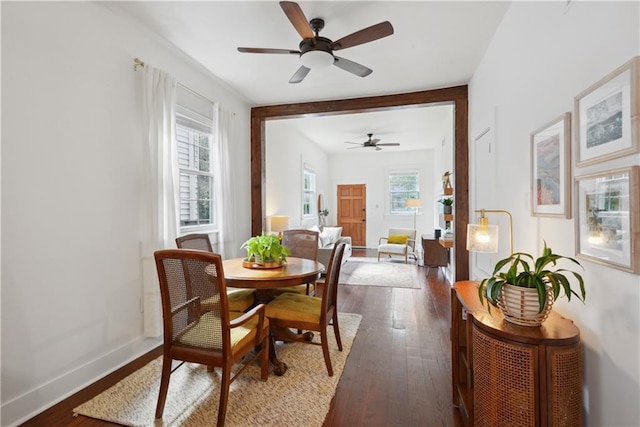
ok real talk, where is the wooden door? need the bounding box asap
[337,184,366,247]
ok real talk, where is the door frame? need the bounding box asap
[250,86,469,280]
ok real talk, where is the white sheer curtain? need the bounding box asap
[140,64,179,337]
[214,104,237,259]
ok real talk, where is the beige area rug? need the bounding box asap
[339,257,421,289]
[73,313,361,427]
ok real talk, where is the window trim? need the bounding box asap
[176,106,217,233]
[302,164,316,219]
[387,168,421,215]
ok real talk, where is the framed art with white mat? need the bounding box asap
[574,56,639,167]
[575,166,639,274]
[531,112,571,218]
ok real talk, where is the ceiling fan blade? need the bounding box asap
[238,47,300,55]
[333,56,373,77]
[330,21,394,51]
[289,65,311,84]
[347,146,366,149]
[280,1,315,40]
[370,138,381,144]
[344,141,364,145]
[376,143,400,146]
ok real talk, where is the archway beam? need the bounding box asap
[250,85,469,280]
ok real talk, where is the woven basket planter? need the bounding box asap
[497,284,554,327]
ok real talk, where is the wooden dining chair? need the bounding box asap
[265,242,346,376]
[277,229,320,295]
[176,233,255,312]
[154,249,269,427]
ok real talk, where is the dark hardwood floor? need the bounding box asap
[21,249,463,426]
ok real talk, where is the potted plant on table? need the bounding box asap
[478,241,586,326]
[241,233,291,268]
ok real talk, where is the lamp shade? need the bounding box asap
[466,223,499,253]
[405,198,422,208]
[270,216,289,233]
[300,50,333,69]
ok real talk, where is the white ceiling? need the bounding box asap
[110,1,510,151]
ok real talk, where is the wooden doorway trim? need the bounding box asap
[250,86,469,280]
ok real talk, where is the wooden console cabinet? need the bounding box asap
[451,281,582,427]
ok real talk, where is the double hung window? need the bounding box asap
[176,103,216,231]
[302,166,316,217]
[389,170,420,214]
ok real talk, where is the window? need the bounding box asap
[302,166,316,217]
[176,105,216,230]
[389,170,420,214]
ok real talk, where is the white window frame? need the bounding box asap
[387,168,420,215]
[302,164,316,218]
[176,105,217,233]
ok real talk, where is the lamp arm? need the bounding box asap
[474,209,513,254]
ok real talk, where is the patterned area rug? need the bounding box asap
[73,313,362,427]
[339,257,421,289]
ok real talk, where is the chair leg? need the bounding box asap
[261,334,269,380]
[155,354,172,419]
[217,364,232,427]
[321,330,334,377]
[332,311,343,351]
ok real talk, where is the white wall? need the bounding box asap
[265,121,330,230]
[469,2,640,425]
[328,149,435,247]
[1,3,251,425]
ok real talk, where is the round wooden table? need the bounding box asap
[222,257,324,375]
[223,256,323,294]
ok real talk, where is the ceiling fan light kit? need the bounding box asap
[237,1,394,83]
[344,133,400,151]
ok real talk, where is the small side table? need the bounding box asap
[422,234,448,277]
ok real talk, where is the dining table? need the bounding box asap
[222,256,325,375]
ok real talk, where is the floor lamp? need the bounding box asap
[406,198,422,230]
[466,209,513,254]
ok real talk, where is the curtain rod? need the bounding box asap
[133,57,235,116]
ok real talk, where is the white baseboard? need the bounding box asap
[1,336,162,427]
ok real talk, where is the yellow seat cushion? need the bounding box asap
[387,234,409,244]
[176,311,268,353]
[201,289,255,313]
[265,292,321,323]
[227,288,255,312]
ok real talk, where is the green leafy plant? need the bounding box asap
[439,198,454,206]
[319,209,329,217]
[478,241,586,313]
[241,233,291,264]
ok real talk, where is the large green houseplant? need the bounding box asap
[478,242,586,326]
[241,233,290,265]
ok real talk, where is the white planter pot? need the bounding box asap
[497,284,554,327]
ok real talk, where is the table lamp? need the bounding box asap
[466,209,513,254]
[405,198,421,230]
[270,215,289,240]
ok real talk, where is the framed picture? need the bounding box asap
[531,112,571,218]
[575,166,639,274]
[575,56,639,167]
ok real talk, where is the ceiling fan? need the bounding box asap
[344,133,400,151]
[237,1,394,84]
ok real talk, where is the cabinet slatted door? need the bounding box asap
[472,329,538,427]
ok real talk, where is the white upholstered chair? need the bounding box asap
[377,228,417,264]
